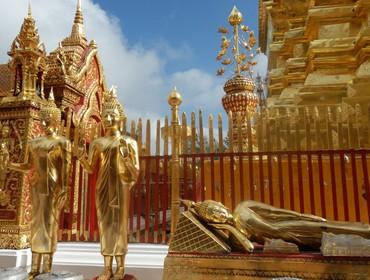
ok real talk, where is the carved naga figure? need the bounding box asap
[183,199,370,252]
[79,87,139,280]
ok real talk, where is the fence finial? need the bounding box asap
[168,86,182,240]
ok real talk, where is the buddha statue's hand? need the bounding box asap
[211,223,254,252]
[119,139,129,158]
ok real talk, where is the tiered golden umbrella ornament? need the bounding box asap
[217,6,261,151]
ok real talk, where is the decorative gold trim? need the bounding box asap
[163,253,370,279]
[0,226,30,249]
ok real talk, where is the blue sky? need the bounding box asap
[94,0,260,75]
[0,0,265,122]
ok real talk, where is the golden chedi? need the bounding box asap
[216,6,260,151]
[2,89,72,279]
[259,0,370,112]
[79,87,139,280]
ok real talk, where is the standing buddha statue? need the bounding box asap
[3,90,71,279]
[79,88,139,280]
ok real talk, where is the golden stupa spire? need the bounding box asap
[70,0,86,38]
[27,0,32,18]
[216,6,260,77]
[75,0,83,24]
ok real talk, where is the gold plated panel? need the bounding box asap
[163,253,370,280]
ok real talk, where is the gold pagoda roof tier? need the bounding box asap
[64,0,87,47]
[8,5,46,58]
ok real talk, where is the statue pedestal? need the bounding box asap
[34,271,83,280]
[163,252,370,280]
[0,267,28,280]
[321,233,370,256]
[0,248,30,268]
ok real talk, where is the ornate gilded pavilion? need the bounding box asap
[0,1,106,248]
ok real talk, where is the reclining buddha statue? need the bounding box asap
[182,199,370,252]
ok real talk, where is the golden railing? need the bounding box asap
[58,102,370,243]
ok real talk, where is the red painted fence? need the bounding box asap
[59,149,370,243]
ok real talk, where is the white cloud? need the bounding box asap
[254,53,268,77]
[170,69,224,115]
[0,0,267,129]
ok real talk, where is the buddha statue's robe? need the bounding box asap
[87,135,139,256]
[17,136,71,253]
[234,200,370,248]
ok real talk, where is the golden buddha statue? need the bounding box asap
[2,90,71,279]
[79,88,139,280]
[184,200,370,252]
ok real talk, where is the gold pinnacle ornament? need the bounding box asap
[217,6,260,151]
[216,6,260,78]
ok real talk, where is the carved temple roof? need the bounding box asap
[44,0,106,95]
[0,0,107,108]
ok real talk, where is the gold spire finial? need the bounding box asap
[228,6,243,26]
[27,0,32,18]
[216,6,260,77]
[168,86,182,107]
[70,0,86,38]
[217,6,259,148]
[74,0,83,24]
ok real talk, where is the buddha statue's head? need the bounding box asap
[40,89,61,136]
[102,87,126,133]
[102,108,121,131]
[186,200,234,225]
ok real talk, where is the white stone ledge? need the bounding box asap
[0,248,31,267]
[54,243,168,268]
[0,243,168,280]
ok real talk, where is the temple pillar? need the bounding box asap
[0,100,43,248]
